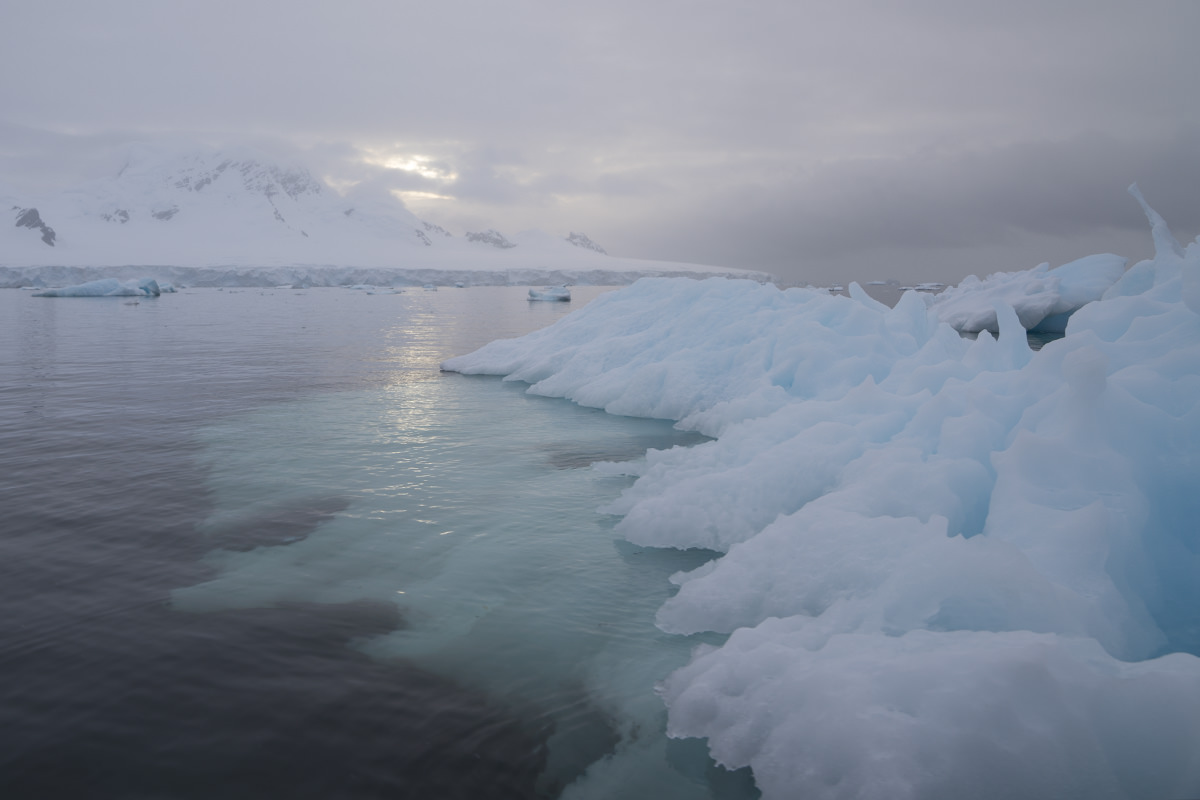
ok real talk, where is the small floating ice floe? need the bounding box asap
[528,285,571,302]
[33,278,162,297]
[423,284,438,291]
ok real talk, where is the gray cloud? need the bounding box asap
[2,1,1197,282]
[605,127,1200,282]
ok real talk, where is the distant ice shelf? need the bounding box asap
[0,263,768,291]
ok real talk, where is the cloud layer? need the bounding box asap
[2,1,1197,282]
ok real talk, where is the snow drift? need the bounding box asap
[442,192,1200,799]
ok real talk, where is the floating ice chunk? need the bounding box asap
[33,277,162,297]
[529,285,571,301]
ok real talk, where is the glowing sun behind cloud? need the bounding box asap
[360,147,457,183]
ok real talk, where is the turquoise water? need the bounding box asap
[173,361,751,797]
[0,285,754,798]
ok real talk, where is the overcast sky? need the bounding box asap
[2,1,1197,283]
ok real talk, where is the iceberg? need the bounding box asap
[33,277,163,297]
[443,193,1200,799]
[927,252,1128,334]
[528,285,571,302]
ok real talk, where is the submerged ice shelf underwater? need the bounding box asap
[442,189,1200,800]
[172,361,753,798]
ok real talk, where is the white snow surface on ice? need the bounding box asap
[1,146,769,287]
[926,252,1127,333]
[443,198,1200,799]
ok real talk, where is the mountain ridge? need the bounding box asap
[2,146,772,285]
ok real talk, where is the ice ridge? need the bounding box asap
[442,193,1200,799]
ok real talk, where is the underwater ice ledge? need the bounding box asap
[441,186,1200,800]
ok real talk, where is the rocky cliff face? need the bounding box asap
[566,231,606,254]
[466,229,516,249]
[13,206,56,246]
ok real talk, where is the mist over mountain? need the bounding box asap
[3,146,761,285]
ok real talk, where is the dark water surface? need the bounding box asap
[1,279,1064,798]
[0,286,649,799]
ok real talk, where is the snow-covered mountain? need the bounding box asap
[566,231,606,254]
[2,146,771,286]
[6,146,441,263]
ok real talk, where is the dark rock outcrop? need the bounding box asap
[13,206,56,246]
[566,231,606,254]
[465,229,516,249]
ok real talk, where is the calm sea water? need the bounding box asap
[0,286,757,799]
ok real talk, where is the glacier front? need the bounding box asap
[442,196,1200,799]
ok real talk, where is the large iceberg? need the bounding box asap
[443,195,1200,798]
[529,285,572,301]
[32,277,164,297]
